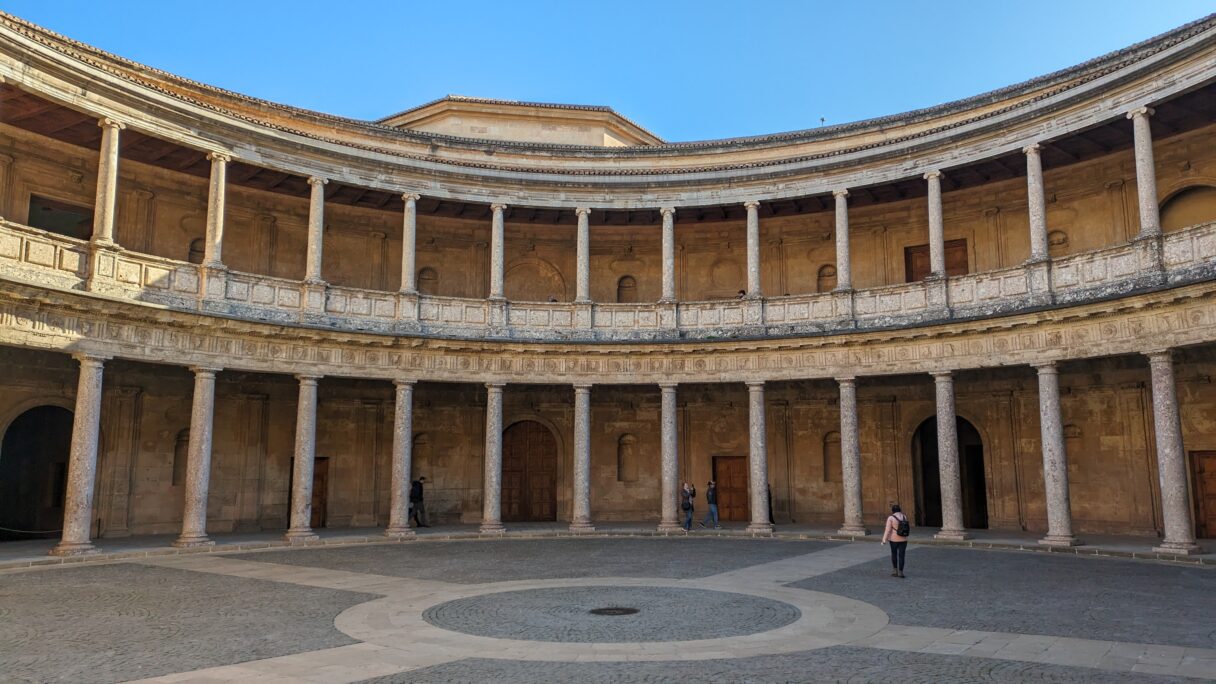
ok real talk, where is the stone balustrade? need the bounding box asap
[2,218,1215,342]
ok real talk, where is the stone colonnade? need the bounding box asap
[75,105,1166,303]
[47,350,1203,556]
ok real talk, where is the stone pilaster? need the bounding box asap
[304,177,327,284]
[285,374,320,542]
[932,371,970,540]
[1128,107,1161,239]
[400,193,420,295]
[575,207,591,304]
[925,170,946,278]
[746,381,774,534]
[1035,362,1079,546]
[489,204,506,300]
[657,383,681,532]
[832,189,852,291]
[481,382,506,533]
[1145,350,1202,554]
[744,200,761,297]
[837,376,868,536]
[91,118,124,247]
[174,366,221,548]
[660,207,676,303]
[1024,144,1049,263]
[385,379,416,538]
[202,152,229,269]
[570,384,594,532]
[50,353,109,556]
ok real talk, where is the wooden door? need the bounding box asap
[904,239,969,282]
[1192,451,1216,538]
[502,421,557,522]
[713,456,749,521]
[310,458,329,529]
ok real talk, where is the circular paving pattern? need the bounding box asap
[422,585,802,643]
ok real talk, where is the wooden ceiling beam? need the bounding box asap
[1073,130,1113,154]
[263,172,292,190]
[1044,141,1080,162]
[4,100,63,124]
[230,165,265,184]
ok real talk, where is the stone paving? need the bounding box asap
[0,537,1212,683]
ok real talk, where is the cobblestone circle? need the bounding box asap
[422,585,801,643]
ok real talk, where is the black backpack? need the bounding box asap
[895,514,910,537]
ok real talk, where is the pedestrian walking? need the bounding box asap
[881,503,910,577]
[680,481,696,531]
[698,480,721,529]
[410,476,430,528]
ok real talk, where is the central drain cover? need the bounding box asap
[589,607,639,616]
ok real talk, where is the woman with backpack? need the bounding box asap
[881,503,910,578]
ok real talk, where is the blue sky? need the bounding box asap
[4,1,1212,142]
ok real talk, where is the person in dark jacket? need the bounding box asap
[410,476,430,528]
[698,480,720,529]
[680,481,696,531]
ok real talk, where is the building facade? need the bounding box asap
[1,12,1215,555]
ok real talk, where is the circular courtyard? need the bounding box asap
[0,537,1212,683]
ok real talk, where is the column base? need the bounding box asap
[837,525,871,537]
[48,541,98,557]
[172,535,215,548]
[283,528,319,543]
[933,529,971,541]
[479,521,506,534]
[746,523,775,535]
[656,521,683,534]
[384,526,417,539]
[1038,534,1081,547]
[568,521,596,533]
[1152,541,1203,556]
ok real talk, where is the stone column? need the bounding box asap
[925,170,946,278]
[1035,362,1078,546]
[91,118,125,246]
[202,153,229,268]
[1024,144,1050,262]
[1146,350,1201,554]
[746,381,774,534]
[1128,107,1160,239]
[489,204,506,300]
[570,384,594,531]
[575,207,591,303]
[174,366,221,548]
[481,382,506,533]
[385,379,416,538]
[285,375,321,541]
[660,207,676,302]
[932,371,969,540]
[657,383,681,532]
[304,177,327,283]
[833,189,852,290]
[837,376,868,535]
[744,200,761,297]
[50,353,108,556]
[400,194,420,294]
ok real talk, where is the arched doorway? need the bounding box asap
[0,406,73,540]
[911,416,988,529]
[502,420,557,522]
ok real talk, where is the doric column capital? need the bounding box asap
[930,370,954,381]
[573,383,593,392]
[743,200,760,211]
[832,188,849,199]
[98,117,127,131]
[658,382,678,391]
[295,374,322,385]
[1022,143,1042,156]
[486,382,506,390]
[659,207,676,218]
[490,203,508,213]
[746,380,766,390]
[205,151,231,164]
[1144,348,1174,364]
[72,352,111,366]
[1126,106,1155,120]
[189,366,223,377]
[923,169,944,181]
[393,378,417,388]
[574,207,592,218]
[306,176,328,187]
[401,192,421,202]
[835,375,857,385]
[1032,361,1058,374]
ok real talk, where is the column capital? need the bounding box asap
[659,206,676,218]
[743,200,760,211]
[490,203,508,213]
[573,383,593,392]
[835,375,857,385]
[72,352,111,365]
[1032,361,1058,373]
[1022,143,1042,156]
[295,374,322,384]
[832,188,849,199]
[574,207,592,218]
[658,382,678,391]
[393,378,417,388]
[98,117,127,131]
[401,192,421,202]
[1144,348,1174,363]
[205,151,231,164]
[930,370,954,381]
[307,176,328,187]
[189,366,223,376]
[745,380,766,390]
[1126,106,1155,120]
[486,382,506,390]
[923,169,944,181]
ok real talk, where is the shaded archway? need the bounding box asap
[502,420,557,522]
[911,416,988,529]
[0,406,73,540]
[1161,184,1216,232]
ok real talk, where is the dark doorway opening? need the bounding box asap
[713,455,749,521]
[0,406,73,541]
[311,457,329,529]
[912,416,988,529]
[502,421,557,522]
[1192,451,1216,538]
